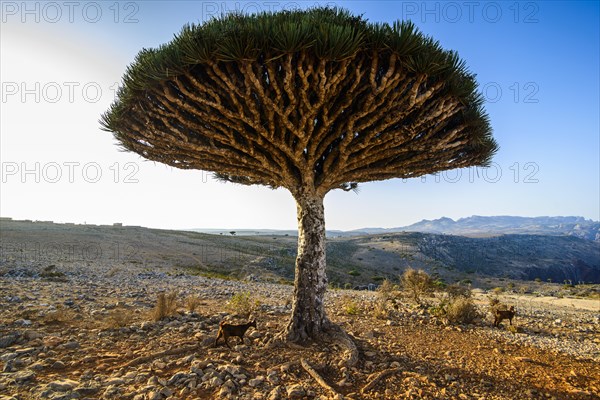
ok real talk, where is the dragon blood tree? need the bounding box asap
[101,8,497,347]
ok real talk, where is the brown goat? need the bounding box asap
[493,306,516,327]
[214,319,256,348]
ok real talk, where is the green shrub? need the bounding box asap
[227,291,260,317]
[341,295,360,315]
[432,280,447,290]
[428,303,447,319]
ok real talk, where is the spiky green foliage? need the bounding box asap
[101,7,497,197]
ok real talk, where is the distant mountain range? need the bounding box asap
[352,216,600,242]
[193,216,600,242]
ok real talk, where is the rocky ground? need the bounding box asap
[0,261,599,400]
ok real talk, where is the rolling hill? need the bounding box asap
[1,218,598,285]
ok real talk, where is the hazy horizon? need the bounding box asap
[2,214,598,233]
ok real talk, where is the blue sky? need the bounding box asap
[1,1,598,230]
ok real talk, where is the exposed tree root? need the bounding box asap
[301,358,341,399]
[272,321,359,368]
[323,323,359,368]
[110,343,201,371]
[361,367,403,394]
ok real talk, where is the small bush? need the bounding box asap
[445,297,479,324]
[492,287,504,294]
[348,269,361,277]
[432,280,447,290]
[227,291,260,317]
[341,295,360,315]
[401,268,433,304]
[152,291,178,321]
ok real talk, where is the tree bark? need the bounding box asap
[284,191,331,342]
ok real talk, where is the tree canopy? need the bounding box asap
[100,7,497,198]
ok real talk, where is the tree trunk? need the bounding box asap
[284,192,331,343]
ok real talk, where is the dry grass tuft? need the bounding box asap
[373,300,389,319]
[373,279,401,319]
[445,297,479,324]
[152,291,179,321]
[185,295,202,313]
